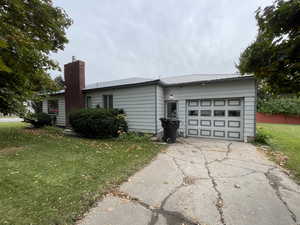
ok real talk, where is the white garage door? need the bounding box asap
[186,98,244,140]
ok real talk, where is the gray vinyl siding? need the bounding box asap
[42,100,47,113]
[42,96,66,126]
[156,85,164,133]
[244,96,256,139]
[164,79,256,141]
[56,97,66,126]
[86,85,156,133]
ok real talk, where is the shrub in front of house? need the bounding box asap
[254,127,270,144]
[24,112,54,128]
[258,97,300,116]
[69,108,128,138]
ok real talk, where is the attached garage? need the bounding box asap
[163,75,256,142]
[186,98,244,140]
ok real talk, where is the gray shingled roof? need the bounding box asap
[83,77,155,90]
[53,74,253,94]
[83,73,252,90]
[160,73,251,85]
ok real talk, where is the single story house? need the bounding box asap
[43,60,256,142]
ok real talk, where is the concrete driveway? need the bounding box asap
[78,138,300,225]
[0,117,23,123]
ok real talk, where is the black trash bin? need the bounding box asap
[160,118,180,143]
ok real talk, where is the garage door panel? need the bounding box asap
[188,129,198,136]
[187,98,244,140]
[188,119,198,126]
[213,120,226,127]
[213,130,226,138]
[214,99,226,106]
[228,121,241,128]
[200,120,211,127]
[228,131,241,139]
[188,100,199,107]
[228,99,241,106]
[188,110,199,116]
[200,129,211,136]
[200,99,212,106]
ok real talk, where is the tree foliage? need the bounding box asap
[54,75,65,90]
[0,0,72,115]
[237,0,300,95]
[258,97,300,115]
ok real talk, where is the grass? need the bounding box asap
[0,122,164,225]
[257,123,300,181]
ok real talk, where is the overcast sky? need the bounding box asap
[52,0,273,84]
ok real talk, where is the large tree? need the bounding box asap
[0,0,72,115]
[237,0,300,95]
[54,75,65,90]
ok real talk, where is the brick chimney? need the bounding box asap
[64,60,85,125]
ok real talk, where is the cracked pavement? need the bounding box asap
[78,138,300,225]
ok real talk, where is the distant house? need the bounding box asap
[42,60,256,142]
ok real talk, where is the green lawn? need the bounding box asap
[257,123,300,181]
[0,122,164,225]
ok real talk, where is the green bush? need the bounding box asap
[254,127,270,144]
[24,112,54,128]
[258,97,300,116]
[69,108,128,138]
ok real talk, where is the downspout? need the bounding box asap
[254,79,258,138]
[155,85,158,135]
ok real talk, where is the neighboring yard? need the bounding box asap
[257,123,300,181]
[0,122,164,225]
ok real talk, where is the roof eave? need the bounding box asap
[82,79,161,92]
[42,76,254,95]
[38,91,65,96]
[161,75,255,87]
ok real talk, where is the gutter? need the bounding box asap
[159,76,254,87]
[82,79,161,93]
